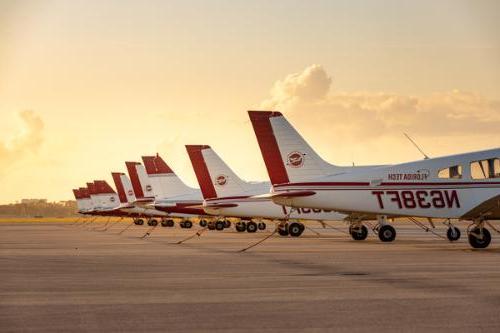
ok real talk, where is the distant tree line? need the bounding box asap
[0,200,78,218]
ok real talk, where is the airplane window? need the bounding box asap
[438,165,462,179]
[470,158,500,179]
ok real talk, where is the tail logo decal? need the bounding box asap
[216,175,227,186]
[146,185,153,192]
[110,197,115,202]
[127,190,133,196]
[287,152,304,168]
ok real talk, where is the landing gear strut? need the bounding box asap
[468,221,492,249]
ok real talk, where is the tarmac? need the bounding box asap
[1,220,500,332]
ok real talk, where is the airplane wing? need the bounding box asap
[204,203,239,209]
[461,194,500,220]
[252,191,316,199]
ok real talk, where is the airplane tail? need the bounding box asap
[78,187,93,212]
[125,162,155,199]
[141,154,198,199]
[111,172,137,204]
[93,180,120,209]
[248,111,340,185]
[72,189,85,212]
[186,145,268,199]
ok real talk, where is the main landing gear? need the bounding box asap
[161,219,175,227]
[134,218,144,226]
[180,220,193,229]
[376,216,396,243]
[349,224,368,241]
[468,220,492,249]
[147,219,159,226]
[235,221,267,233]
[277,222,305,237]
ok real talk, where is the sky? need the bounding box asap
[0,0,499,203]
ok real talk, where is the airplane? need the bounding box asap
[141,154,233,230]
[126,156,214,229]
[72,187,95,215]
[185,144,347,236]
[248,110,500,249]
[110,171,169,225]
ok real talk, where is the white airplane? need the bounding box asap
[127,155,213,229]
[185,144,347,236]
[110,172,168,225]
[141,154,233,230]
[248,110,500,248]
[72,187,94,215]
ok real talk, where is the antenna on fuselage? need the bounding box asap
[404,133,430,160]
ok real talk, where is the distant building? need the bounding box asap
[20,199,48,204]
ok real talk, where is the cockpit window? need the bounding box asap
[438,165,462,179]
[470,158,500,179]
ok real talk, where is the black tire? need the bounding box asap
[350,225,368,241]
[199,220,208,227]
[180,221,186,228]
[446,226,461,242]
[246,221,258,233]
[258,222,266,230]
[184,221,192,229]
[468,227,491,249]
[236,222,246,232]
[166,220,174,227]
[289,222,304,237]
[278,224,289,236]
[208,222,216,230]
[378,225,396,242]
[215,221,225,231]
[136,219,144,226]
[224,220,231,228]
[161,221,169,227]
[150,219,158,226]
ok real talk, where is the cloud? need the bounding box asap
[0,110,44,173]
[259,65,500,140]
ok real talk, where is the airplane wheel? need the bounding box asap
[278,224,289,236]
[350,225,368,241]
[378,225,396,242]
[246,221,258,233]
[224,220,231,228]
[446,226,461,242]
[258,222,266,230]
[180,221,186,228]
[166,220,174,227]
[215,221,225,231]
[136,219,144,226]
[199,220,207,227]
[208,222,216,230]
[236,222,246,232]
[289,222,303,237]
[468,227,491,249]
[184,221,192,228]
[150,219,158,226]
[161,221,169,227]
